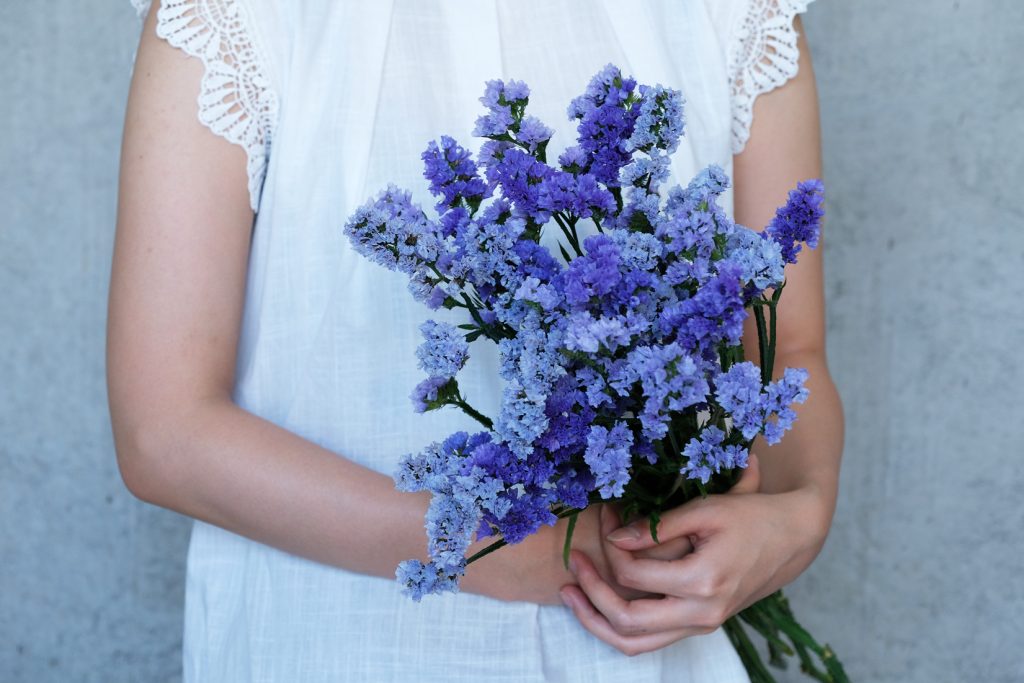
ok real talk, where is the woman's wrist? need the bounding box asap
[461,520,571,605]
[771,483,834,582]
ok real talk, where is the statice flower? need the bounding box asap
[715,362,810,444]
[560,233,622,306]
[564,311,633,354]
[668,261,748,356]
[516,115,554,154]
[763,367,811,444]
[728,227,786,290]
[491,488,559,544]
[514,276,561,312]
[767,179,825,263]
[494,311,566,457]
[627,84,686,154]
[495,379,549,459]
[410,375,450,413]
[396,560,461,602]
[487,148,553,222]
[584,422,634,498]
[714,362,766,440]
[621,154,672,189]
[343,184,441,275]
[558,145,590,174]
[421,135,489,212]
[610,230,664,271]
[681,426,749,484]
[459,204,527,289]
[611,344,710,440]
[537,171,616,220]
[669,164,731,209]
[474,79,530,138]
[568,64,640,186]
[416,320,469,379]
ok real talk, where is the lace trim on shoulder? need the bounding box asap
[729,0,815,154]
[131,0,279,212]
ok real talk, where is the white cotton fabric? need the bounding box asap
[131,1,814,680]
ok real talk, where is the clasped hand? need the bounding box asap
[559,454,827,656]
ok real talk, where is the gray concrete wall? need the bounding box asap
[0,2,1020,682]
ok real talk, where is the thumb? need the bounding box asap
[728,451,761,495]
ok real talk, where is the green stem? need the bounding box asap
[753,303,770,386]
[736,592,851,683]
[464,538,506,564]
[562,511,580,569]
[723,616,777,683]
[452,397,493,430]
[466,506,583,566]
[766,284,785,384]
[553,213,583,257]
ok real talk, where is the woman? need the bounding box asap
[109,0,843,680]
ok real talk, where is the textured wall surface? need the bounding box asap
[1,2,1021,682]
[0,4,191,683]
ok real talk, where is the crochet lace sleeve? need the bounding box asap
[728,0,816,154]
[131,0,279,212]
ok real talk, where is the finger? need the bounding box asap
[728,451,761,495]
[600,505,693,561]
[569,550,710,636]
[559,584,695,657]
[600,547,704,597]
[605,499,718,551]
[601,509,692,592]
[633,535,693,562]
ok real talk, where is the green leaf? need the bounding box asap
[648,510,661,544]
[562,511,580,569]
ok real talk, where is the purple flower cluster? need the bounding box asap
[715,362,810,445]
[343,64,825,600]
[421,135,489,213]
[767,180,825,264]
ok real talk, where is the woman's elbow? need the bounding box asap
[110,397,215,507]
[111,411,177,505]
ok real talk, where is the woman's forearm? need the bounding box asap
[119,398,429,575]
[752,349,845,538]
[114,397,577,604]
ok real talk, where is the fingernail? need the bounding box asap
[606,527,640,543]
[560,591,573,608]
[568,557,578,573]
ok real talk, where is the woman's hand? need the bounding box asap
[467,502,694,605]
[559,454,831,656]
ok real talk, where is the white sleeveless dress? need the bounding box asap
[130,1,815,680]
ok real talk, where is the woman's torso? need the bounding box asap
[145,0,761,680]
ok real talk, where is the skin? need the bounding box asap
[109,6,841,651]
[559,16,846,655]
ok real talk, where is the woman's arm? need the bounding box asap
[560,16,845,653]
[733,13,843,520]
[110,8,611,606]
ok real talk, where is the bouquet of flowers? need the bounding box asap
[344,64,847,682]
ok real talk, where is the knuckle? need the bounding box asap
[612,564,638,589]
[697,604,729,631]
[693,575,719,598]
[609,607,637,634]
